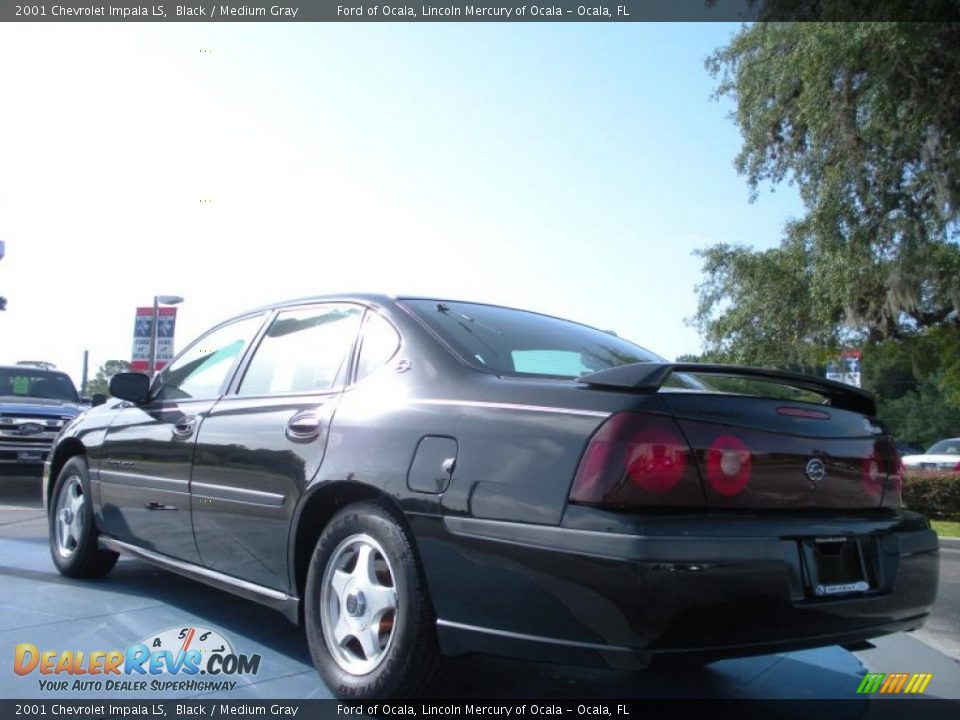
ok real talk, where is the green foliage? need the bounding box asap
[692,241,847,371]
[86,360,131,398]
[902,471,960,520]
[855,327,960,447]
[693,22,960,445]
[697,22,960,360]
[878,379,960,449]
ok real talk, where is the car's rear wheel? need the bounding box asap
[49,456,118,578]
[304,501,442,698]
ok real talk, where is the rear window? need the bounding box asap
[400,299,664,379]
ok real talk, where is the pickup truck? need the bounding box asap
[0,365,85,466]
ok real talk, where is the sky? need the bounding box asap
[0,21,804,388]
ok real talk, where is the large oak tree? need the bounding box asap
[696,22,960,367]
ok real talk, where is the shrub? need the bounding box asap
[902,471,960,519]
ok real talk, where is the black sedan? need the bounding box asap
[43,295,939,698]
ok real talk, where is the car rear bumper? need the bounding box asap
[410,508,939,669]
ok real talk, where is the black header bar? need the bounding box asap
[1,699,960,720]
[2,0,959,22]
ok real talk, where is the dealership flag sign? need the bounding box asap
[130,307,177,372]
[826,349,862,389]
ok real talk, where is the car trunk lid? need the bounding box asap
[578,363,897,510]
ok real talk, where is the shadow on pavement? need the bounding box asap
[21,551,875,698]
[0,474,874,700]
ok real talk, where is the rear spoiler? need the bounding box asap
[577,362,877,416]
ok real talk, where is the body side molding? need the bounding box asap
[99,536,300,623]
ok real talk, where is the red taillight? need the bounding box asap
[882,471,903,508]
[954,461,960,472]
[625,427,687,492]
[881,455,904,508]
[861,454,885,499]
[569,413,704,508]
[863,446,903,508]
[705,435,752,496]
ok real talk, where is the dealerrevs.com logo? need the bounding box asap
[14,626,261,693]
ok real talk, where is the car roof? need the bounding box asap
[239,293,619,337]
[242,293,399,315]
[0,365,69,375]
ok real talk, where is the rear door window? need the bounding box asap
[238,305,363,396]
[355,312,401,382]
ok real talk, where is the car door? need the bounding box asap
[98,313,266,562]
[190,303,365,590]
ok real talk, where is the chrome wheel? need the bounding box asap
[320,533,398,675]
[54,473,85,558]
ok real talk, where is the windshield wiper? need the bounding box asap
[435,303,504,336]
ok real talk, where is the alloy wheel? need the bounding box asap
[54,474,85,558]
[320,533,399,675]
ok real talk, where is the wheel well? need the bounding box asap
[47,439,86,507]
[292,482,408,608]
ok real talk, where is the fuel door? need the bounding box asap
[407,436,457,494]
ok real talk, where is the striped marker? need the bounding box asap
[857,672,933,694]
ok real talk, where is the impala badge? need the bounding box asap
[805,458,826,486]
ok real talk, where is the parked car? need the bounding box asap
[0,365,85,466]
[902,438,960,473]
[44,295,939,698]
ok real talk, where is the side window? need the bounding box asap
[155,314,264,402]
[238,305,363,396]
[355,312,401,382]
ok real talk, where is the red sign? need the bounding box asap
[130,307,178,372]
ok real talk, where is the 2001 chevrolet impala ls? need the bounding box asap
[44,295,939,697]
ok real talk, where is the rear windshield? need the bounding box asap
[0,368,80,403]
[401,299,666,379]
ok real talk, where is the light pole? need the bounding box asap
[148,295,184,377]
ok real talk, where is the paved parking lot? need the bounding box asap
[1,470,957,700]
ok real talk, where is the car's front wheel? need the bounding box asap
[49,456,118,578]
[304,501,442,698]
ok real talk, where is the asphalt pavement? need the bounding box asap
[1,469,957,700]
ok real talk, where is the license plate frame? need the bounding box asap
[799,536,875,598]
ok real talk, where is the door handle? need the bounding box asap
[286,412,323,441]
[172,416,198,439]
[145,501,177,511]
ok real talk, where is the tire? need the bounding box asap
[304,501,443,699]
[48,456,118,578]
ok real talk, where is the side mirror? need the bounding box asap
[92,393,107,407]
[109,373,151,404]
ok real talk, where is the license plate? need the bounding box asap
[816,581,870,596]
[17,450,42,462]
[800,536,873,598]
